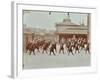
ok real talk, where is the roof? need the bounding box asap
[55,17,81,26]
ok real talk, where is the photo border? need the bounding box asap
[11,1,97,78]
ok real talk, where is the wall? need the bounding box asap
[0,0,100,80]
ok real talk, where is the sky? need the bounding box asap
[23,10,88,30]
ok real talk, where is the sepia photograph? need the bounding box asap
[23,10,91,69]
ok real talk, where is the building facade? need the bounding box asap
[55,14,88,42]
